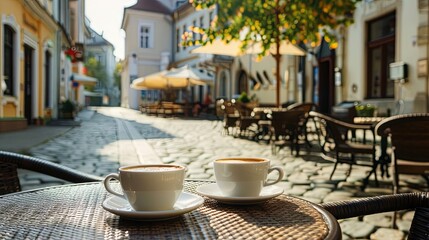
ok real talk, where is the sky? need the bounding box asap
[85,0,137,61]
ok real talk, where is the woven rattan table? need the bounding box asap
[0,180,340,239]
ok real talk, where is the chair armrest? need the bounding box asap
[309,111,373,131]
[0,151,103,183]
[320,192,429,219]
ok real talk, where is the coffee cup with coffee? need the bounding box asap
[103,164,186,211]
[214,157,284,197]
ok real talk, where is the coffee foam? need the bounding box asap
[216,159,267,163]
[125,166,182,172]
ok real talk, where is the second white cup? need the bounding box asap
[214,157,284,197]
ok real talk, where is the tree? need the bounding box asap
[114,61,123,90]
[85,55,108,89]
[189,0,361,107]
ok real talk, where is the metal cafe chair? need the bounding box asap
[375,113,429,194]
[309,111,377,188]
[0,151,102,195]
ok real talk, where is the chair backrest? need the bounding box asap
[309,111,373,146]
[221,101,238,115]
[286,103,318,113]
[0,151,102,195]
[270,110,307,137]
[375,113,429,162]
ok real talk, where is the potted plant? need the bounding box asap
[355,104,376,117]
[60,99,76,119]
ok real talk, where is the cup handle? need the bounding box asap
[264,167,285,186]
[103,173,124,198]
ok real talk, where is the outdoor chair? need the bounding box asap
[309,111,377,187]
[375,113,429,194]
[286,103,319,147]
[0,151,102,195]
[270,110,307,156]
[320,192,429,233]
[221,101,240,136]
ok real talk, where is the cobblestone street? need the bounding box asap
[18,107,423,239]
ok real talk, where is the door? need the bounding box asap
[24,45,33,124]
[318,56,335,114]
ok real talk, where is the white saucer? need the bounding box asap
[102,192,204,221]
[195,183,284,205]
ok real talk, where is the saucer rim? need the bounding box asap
[102,191,204,220]
[195,183,284,204]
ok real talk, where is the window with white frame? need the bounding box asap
[139,24,153,49]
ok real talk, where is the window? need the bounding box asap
[209,11,214,25]
[45,51,51,107]
[366,12,395,99]
[3,25,15,96]
[199,16,204,40]
[182,24,187,50]
[176,28,180,52]
[139,25,152,48]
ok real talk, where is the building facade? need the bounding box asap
[121,0,173,109]
[1,0,61,125]
[339,0,428,115]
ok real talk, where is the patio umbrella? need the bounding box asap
[190,39,305,107]
[164,65,214,83]
[130,70,170,90]
[130,68,207,90]
[190,39,305,57]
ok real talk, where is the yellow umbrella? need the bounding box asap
[190,39,305,56]
[130,70,170,90]
[164,65,213,83]
[130,68,207,90]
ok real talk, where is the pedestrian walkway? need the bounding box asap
[3,106,422,239]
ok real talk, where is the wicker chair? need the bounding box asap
[0,151,102,195]
[321,192,429,235]
[309,111,377,187]
[375,113,429,194]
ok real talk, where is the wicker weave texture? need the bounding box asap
[0,163,20,195]
[0,181,331,239]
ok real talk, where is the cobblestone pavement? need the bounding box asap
[20,107,426,239]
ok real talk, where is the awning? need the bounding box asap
[72,73,97,84]
[83,90,103,97]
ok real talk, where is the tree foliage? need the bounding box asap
[189,0,361,54]
[85,55,107,87]
[114,62,123,89]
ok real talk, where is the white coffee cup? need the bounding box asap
[103,164,185,211]
[214,157,284,197]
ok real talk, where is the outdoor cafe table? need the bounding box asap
[0,180,340,239]
[353,117,390,178]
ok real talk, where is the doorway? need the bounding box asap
[24,45,34,124]
[317,56,335,114]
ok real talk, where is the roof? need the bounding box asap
[85,27,114,48]
[125,0,171,14]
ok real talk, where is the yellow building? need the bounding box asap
[0,0,60,128]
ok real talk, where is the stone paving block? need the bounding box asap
[341,220,376,239]
[364,213,393,228]
[283,186,309,196]
[370,228,404,240]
